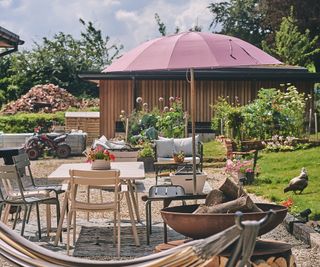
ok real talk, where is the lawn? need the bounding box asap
[203,140,226,159]
[246,146,320,219]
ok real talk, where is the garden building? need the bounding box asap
[80,32,320,138]
[0,26,24,57]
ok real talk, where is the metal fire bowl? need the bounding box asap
[161,203,287,239]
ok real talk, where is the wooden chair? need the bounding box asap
[0,165,60,239]
[67,169,122,257]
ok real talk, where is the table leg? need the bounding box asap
[127,180,141,223]
[124,191,140,246]
[54,189,69,246]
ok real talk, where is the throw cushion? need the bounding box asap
[174,135,199,156]
[155,139,175,158]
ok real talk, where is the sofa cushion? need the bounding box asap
[155,139,175,158]
[157,156,200,164]
[173,135,199,156]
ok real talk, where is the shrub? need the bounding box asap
[0,112,65,133]
[211,85,308,140]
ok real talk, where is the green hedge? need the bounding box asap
[0,112,65,133]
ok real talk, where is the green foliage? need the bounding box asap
[124,97,185,144]
[246,147,320,219]
[155,13,166,36]
[211,97,244,140]
[262,10,320,67]
[137,142,155,158]
[0,112,64,133]
[0,19,123,106]
[211,85,308,140]
[208,0,267,47]
[156,98,185,138]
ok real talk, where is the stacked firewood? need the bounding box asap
[193,177,263,214]
[1,84,99,114]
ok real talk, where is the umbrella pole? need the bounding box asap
[190,68,197,195]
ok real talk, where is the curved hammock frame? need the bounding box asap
[0,212,274,267]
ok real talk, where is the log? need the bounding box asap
[218,177,246,199]
[205,189,227,206]
[218,177,263,212]
[219,256,228,267]
[274,257,287,267]
[194,196,254,214]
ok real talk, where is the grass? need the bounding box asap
[246,146,320,219]
[203,140,226,158]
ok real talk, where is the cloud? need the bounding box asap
[115,0,213,49]
[0,0,218,52]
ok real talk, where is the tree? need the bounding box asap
[208,0,268,48]
[154,13,201,36]
[155,13,167,36]
[259,0,320,71]
[0,19,123,105]
[262,10,320,67]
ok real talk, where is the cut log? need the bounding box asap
[194,196,255,214]
[205,189,227,206]
[218,177,246,199]
[266,256,276,265]
[204,256,219,267]
[218,177,263,212]
[274,257,287,267]
[219,256,228,267]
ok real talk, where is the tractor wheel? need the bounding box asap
[56,144,71,158]
[27,147,40,160]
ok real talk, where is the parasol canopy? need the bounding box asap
[103,31,282,194]
[103,31,282,72]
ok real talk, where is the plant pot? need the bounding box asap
[245,171,255,184]
[91,159,111,170]
[173,154,184,163]
[137,156,154,172]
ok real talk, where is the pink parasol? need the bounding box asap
[103,32,282,194]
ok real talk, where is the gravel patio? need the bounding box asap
[0,156,319,266]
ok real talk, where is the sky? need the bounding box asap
[0,0,218,52]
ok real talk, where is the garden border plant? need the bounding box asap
[0,112,65,133]
[211,84,311,142]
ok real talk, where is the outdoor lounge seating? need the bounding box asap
[154,136,203,170]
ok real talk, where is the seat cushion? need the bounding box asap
[155,139,175,158]
[157,156,200,164]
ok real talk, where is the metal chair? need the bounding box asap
[13,153,64,196]
[13,153,65,233]
[142,185,186,245]
[0,165,60,239]
[67,169,123,257]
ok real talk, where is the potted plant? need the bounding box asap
[86,146,116,170]
[173,151,185,163]
[137,142,155,172]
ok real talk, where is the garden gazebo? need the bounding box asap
[80,32,320,139]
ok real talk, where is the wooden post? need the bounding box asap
[184,112,189,138]
[315,113,318,140]
[190,68,197,195]
[125,117,129,142]
[308,109,312,136]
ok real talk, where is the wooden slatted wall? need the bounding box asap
[100,79,314,138]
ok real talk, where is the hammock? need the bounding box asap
[0,211,273,267]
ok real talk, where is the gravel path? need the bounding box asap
[0,157,318,266]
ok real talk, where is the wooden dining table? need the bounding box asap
[48,162,145,247]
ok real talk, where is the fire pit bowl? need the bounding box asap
[161,203,287,239]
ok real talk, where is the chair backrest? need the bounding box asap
[13,153,35,188]
[0,165,25,201]
[148,185,185,198]
[68,169,121,206]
